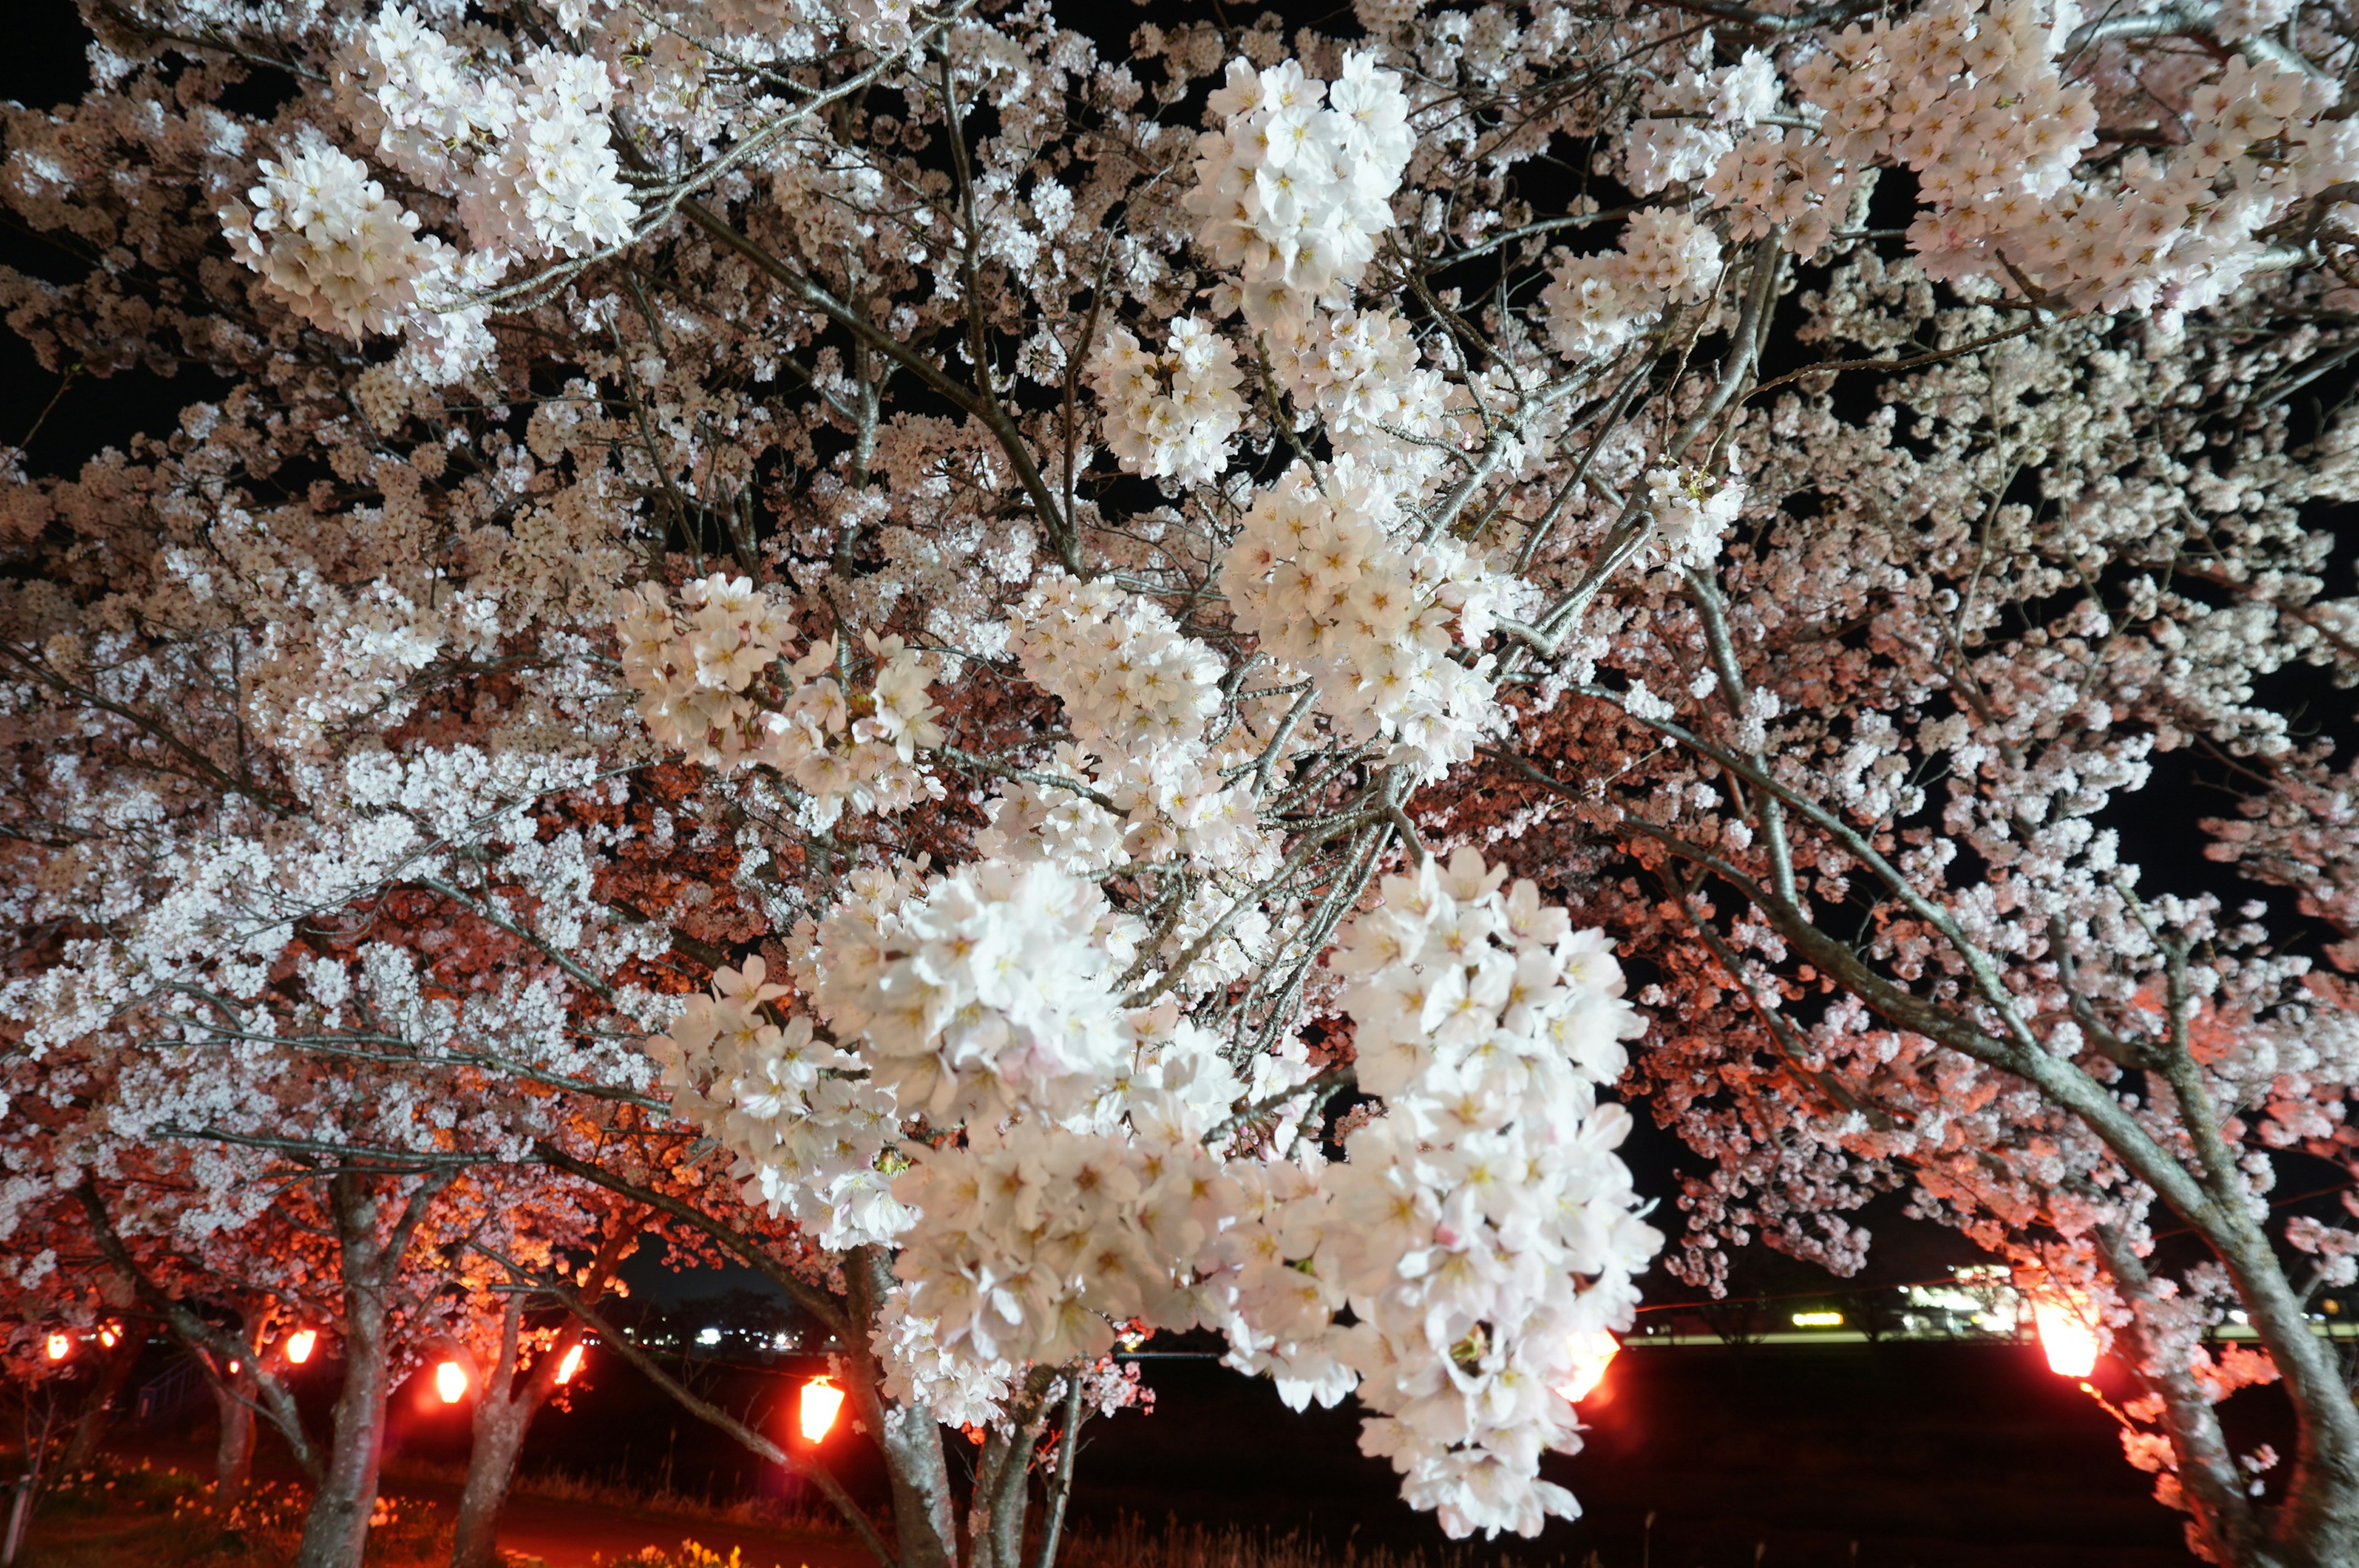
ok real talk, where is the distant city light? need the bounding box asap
[772,1332,791,1351]
[2031,1291,2100,1378]
[1792,1311,1844,1328]
[697,1326,722,1346]
[555,1344,585,1385]
[1554,1329,1619,1403]
[799,1376,845,1441]
[44,1333,69,1361]
[284,1329,318,1365]
[436,1360,469,1404]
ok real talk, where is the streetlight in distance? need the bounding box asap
[284,1328,318,1365]
[435,1360,469,1404]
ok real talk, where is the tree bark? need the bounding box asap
[1026,1376,1086,1568]
[211,1377,256,1507]
[294,1170,447,1568]
[448,1352,531,1568]
[843,1246,960,1568]
[966,1367,1057,1568]
[451,1220,637,1568]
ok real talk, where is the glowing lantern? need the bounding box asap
[284,1330,317,1365]
[555,1344,585,1385]
[44,1333,69,1362]
[435,1360,469,1404]
[2032,1290,2101,1378]
[227,1360,240,1375]
[799,1376,845,1441]
[1554,1329,1619,1403]
[98,1325,120,1349]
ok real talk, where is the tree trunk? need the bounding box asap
[293,1173,418,1568]
[1025,1377,1086,1568]
[966,1367,1057,1568]
[212,1379,256,1507]
[452,1215,636,1568]
[2100,1220,2359,1568]
[2226,1235,2359,1568]
[448,1376,531,1568]
[845,1247,959,1568]
[61,1331,139,1469]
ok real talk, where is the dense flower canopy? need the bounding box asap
[3,0,2359,1564]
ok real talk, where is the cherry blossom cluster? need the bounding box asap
[1268,310,1461,490]
[1009,572,1224,760]
[1746,0,2095,267]
[1184,53,1414,332]
[805,859,1140,1131]
[1541,209,1726,361]
[348,6,640,259]
[1643,466,1748,571]
[1082,317,1247,487]
[1234,851,1657,1539]
[1704,127,1848,257]
[1727,0,2358,318]
[614,574,944,829]
[1219,459,1508,779]
[1327,855,1655,1535]
[647,955,902,1252]
[892,1125,1225,1366]
[219,132,445,340]
[1622,45,1780,195]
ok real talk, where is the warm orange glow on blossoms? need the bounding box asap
[799,1376,845,1441]
[435,1360,468,1404]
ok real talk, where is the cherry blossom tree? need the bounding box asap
[7,0,2359,1566]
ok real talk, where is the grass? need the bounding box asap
[388,1454,845,1535]
[590,1523,1584,1568]
[13,1460,449,1567]
[14,1456,1591,1568]
[1058,1516,1585,1568]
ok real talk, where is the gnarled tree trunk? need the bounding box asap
[845,1246,960,1568]
[211,1377,256,1507]
[294,1169,449,1568]
[448,1344,531,1568]
[450,1221,636,1568]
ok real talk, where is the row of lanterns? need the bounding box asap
[418,1344,845,1445]
[429,1341,589,1403]
[33,1320,846,1440]
[30,1282,2106,1443]
[41,1324,121,1362]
